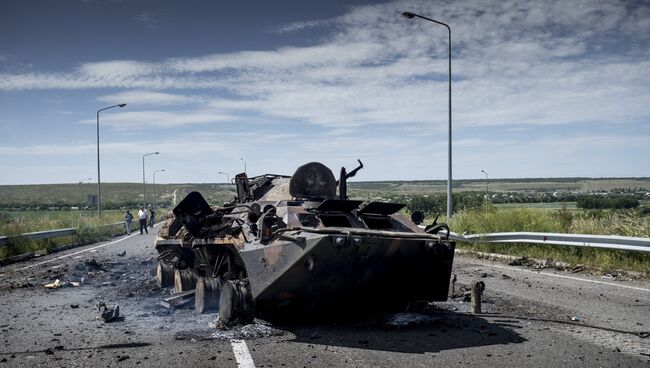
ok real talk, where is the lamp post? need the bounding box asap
[218,171,230,185]
[153,169,165,210]
[402,11,453,221]
[142,152,159,209]
[79,177,91,214]
[240,158,247,174]
[481,169,489,203]
[96,103,126,217]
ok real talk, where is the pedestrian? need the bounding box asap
[149,207,155,228]
[124,210,133,234]
[138,206,148,234]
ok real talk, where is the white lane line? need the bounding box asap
[483,263,650,293]
[231,339,256,368]
[19,225,159,271]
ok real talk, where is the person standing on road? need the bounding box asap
[138,206,148,234]
[149,207,155,228]
[124,210,133,234]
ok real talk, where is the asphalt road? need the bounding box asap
[0,227,649,367]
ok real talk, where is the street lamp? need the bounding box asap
[142,152,159,209]
[240,158,247,174]
[153,169,165,210]
[218,171,230,184]
[79,177,91,214]
[402,11,453,221]
[481,170,489,202]
[96,103,126,217]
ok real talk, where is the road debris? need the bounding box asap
[448,273,457,298]
[97,302,120,323]
[571,265,585,273]
[208,319,284,340]
[385,313,441,327]
[471,281,486,314]
[44,279,61,289]
[160,290,195,309]
[571,316,582,322]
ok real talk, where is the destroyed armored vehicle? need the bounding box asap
[155,161,455,324]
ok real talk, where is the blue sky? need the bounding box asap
[1,0,649,185]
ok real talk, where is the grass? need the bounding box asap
[0,210,150,259]
[0,183,236,209]
[2,178,648,209]
[494,202,578,210]
[451,206,650,273]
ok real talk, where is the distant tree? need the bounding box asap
[577,196,639,209]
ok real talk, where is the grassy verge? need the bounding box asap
[451,206,650,273]
[0,210,150,259]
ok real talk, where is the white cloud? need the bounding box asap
[0,0,648,134]
[269,19,330,34]
[98,90,203,106]
[78,110,241,129]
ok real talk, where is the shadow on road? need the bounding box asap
[283,309,526,354]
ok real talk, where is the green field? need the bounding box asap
[0,209,150,259]
[1,177,648,210]
[494,202,578,210]
[2,178,650,272]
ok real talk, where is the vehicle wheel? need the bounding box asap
[218,280,255,325]
[195,277,221,314]
[174,268,197,292]
[156,262,174,288]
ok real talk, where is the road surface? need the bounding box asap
[0,227,648,367]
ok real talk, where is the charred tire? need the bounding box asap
[219,280,255,325]
[195,277,221,314]
[174,268,197,292]
[156,262,174,288]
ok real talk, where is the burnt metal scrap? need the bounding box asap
[155,160,455,324]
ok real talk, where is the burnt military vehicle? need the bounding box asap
[155,161,454,324]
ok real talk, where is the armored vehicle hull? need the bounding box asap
[156,161,455,323]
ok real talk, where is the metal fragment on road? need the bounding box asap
[97,302,120,322]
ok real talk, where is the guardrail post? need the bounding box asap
[471,281,485,314]
[448,273,456,298]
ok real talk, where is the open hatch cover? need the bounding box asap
[315,199,363,213]
[357,202,405,216]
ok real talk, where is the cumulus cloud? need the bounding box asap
[98,90,203,106]
[269,19,330,34]
[79,110,241,129]
[0,0,648,133]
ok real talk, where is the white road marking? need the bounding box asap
[19,224,160,271]
[231,339,256,368]
[483,263,650,293]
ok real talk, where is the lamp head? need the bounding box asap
[154,152,160,155]
[402,11,416,19]
[118,103,127,107]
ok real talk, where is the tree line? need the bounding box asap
[576,196,639,209]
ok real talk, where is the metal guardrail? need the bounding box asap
[0,221,127,248]
[2,222,649,253]
[448,231,650,253]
